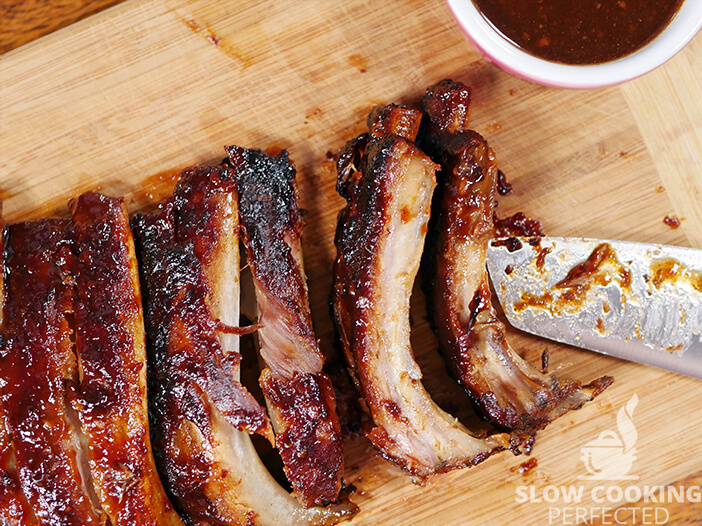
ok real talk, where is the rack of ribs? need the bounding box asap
[1,193,183,525]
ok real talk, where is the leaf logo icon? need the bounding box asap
[578,393,639,480]
[617,393,638,454]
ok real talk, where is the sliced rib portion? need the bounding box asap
[0,205,40,526]
[1,220,104,525]
[133,165,355,526]
[227,146,346,508]
[421,79,613,434]
[332,130,510,478]
[69,192,184,526]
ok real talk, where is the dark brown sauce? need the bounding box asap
[535,246,552,272]
[510,457,538,475]
[596,317,606,334]
[494,212,545,238]
[519,457,538,475]
[471,0,685,65]
[492,236,523,252]
[496,170,513,196]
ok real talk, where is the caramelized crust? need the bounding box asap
[137,167,272,440]
[1,220,104,525]
[69,192,184,526]
[134,165,355,526]
[226,147,323,378]
[333,131,510,478]
[367,104,422,141]
[259,370,344,507]
[132,167,270,523]
[421,79,613,434]
[422,79,471,137]
[0,206,40,526]
[227,147,346,508]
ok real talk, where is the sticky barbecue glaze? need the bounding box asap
[514,243,634,316]
[1,220,104,525]
[70,192,184,526]
[471,0,685,64]
[134,164,355,526]
[421,79,613,434]
[259,370,344,507]
[227,146,346,508]
[0,208,41,525]
[1,195,185,525]
[649,257,702,293]
[493,212,545,238]
[333,105,512,478]
[132,166,272,524]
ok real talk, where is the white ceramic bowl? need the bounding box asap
[446,0,702,89]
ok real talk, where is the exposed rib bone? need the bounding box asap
[332,119,511,478]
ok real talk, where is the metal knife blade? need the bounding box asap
[486,237,702,378]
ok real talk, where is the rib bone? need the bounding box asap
[70,192,185,525]
[1,219,105,524]
[227,146,347,508]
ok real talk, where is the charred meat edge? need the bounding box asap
[333,126,511,479]
[133,165,355,526]
[227,146,348,509]
[69,192,185,525]
[1,219,105,524]
[421,79,613,434]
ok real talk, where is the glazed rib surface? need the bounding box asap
[1,219,104,525]
[70,192,184,526]
[0,206,40,526]
[332,117,510,478]
[227,146,345,508]
[133,164,355,526]
[421,79,613,434]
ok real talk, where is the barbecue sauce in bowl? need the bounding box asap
[471,0,685,65]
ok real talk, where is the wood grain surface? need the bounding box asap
[1,1,701,524]
[0,0,122,54]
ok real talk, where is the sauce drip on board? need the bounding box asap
[471,0,685,65]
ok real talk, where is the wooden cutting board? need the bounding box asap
[1,1,701,524]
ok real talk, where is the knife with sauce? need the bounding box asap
[487,237,702,378]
